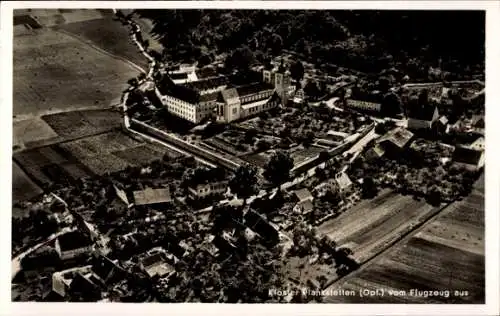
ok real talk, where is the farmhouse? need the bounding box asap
[292,188,315,214]
[157,67,291,124]
[376,127,414,157]
[91,255,126,285]
[188,180,229,198]
[51,265,94,298]
[55,231,94,261]
[345,99,382,112]
[201,234,220,258]
[365,144,386,160]
[133,187,172,207]
[67,272,102,301]
[293,188,314,203]
[244,209,280,244]
[470,115,485,135]
[435,115,449,134]
[334,172,353,196]
[467,136,485,151]
[407,105,439,130]
[139,252,176,279]
[452,146,485,171]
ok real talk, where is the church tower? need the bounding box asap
[273,60,291,105]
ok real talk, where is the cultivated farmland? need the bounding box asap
[12,162,43,203]
[15,9,105,28]
[13,131,181,187]
[41,109,122,140]
[13,28,138,117]
[323,175,484,303]
[13,117,59,150]
[318,190,441,263]
[57,16,149,70]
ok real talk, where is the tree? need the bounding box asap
[418,88,429,106]
[127,78,139,88]
[137,72,147,82]
[303,80,320,99]
[302,131,315,147]
[290,60,305,85]
[263,151,294,190]
[229,164,259,205]
[225,46,255,72]
[381,93,402,117]
[426,186,442,206]
[361,177,378,199]
[255,139,271,151]
[198,53,212,67]
[375,123,387,135]
[244,128,258,144]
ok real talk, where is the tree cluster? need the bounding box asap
[135,10,484,80]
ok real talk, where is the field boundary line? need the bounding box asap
[54,27,146,74]
[322,199,457,290]
[14,105,116,123]
[14,127,122,154]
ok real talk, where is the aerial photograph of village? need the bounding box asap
[11,8,485,303]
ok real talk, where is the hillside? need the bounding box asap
[134,10,485,80]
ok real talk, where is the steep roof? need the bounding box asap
[438,116,449,125]
[244,209,279,241]
[408,104,438,121]
[221,88,239,103]
[471,115,484,128]
[141,253,165,268]
[57,231,93,252]
[293,188,313,202]
[335,172,353,191]
[69,273,100,297]
[453,146,484,166]
[170,72,189,80]
[168,84,200,104]
[347,99,381,108]
[183,76,229,92]
[378,127,414,149]
[298,199,314,213]
[113,185,129,206]
[133,187,171,206]
[199,91,222,103]
[236,82,275,97]
[92,255,121,282]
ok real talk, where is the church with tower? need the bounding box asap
[156,61,294,124]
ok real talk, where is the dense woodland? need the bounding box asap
[134,10,485,80]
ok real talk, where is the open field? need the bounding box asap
[318,190,441,263]
[57,15,148,70]
[41,109,122,140]
[13,28,138,117]
[12,162,43,203]
[13,117,59,150]
[15,9,105,27]
[323,175,484,303]
[13,109,122,152]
